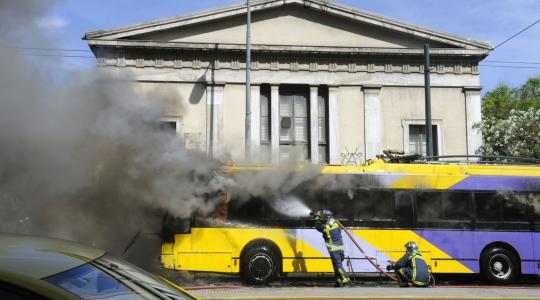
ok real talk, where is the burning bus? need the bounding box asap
[160,154,540,285]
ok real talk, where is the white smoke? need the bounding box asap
[271,196,312,218]
[0,0,366,263]
[0,0,233,258]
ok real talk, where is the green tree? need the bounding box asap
[477,76,540,158]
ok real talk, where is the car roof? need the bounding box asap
[0,233,106,279]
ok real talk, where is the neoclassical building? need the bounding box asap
[84,0,491,165]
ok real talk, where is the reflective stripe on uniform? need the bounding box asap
[411,254,417,281]
[324,223,343,252]
[326,244,345,252]
[339,269,350,283]
[324,224,333,247]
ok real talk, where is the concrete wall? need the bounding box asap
[380,87,467,155]
[134,6,447,48]
[130,80,470,163]
[223,84,246,162]
[337,86,364,165]
[135,81,207,152]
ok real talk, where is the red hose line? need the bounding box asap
[335,220,398,282]
[185,285,245,290]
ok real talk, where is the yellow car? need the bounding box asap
[0,233,199,299]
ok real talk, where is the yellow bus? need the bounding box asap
[160,156,540,284]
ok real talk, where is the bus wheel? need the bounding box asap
[240,244,279,285]
[481,247,520,284]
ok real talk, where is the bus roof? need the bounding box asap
[224,159,540,177]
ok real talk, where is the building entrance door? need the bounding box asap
[279,88,309,161]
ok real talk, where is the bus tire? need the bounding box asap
[481,247,520,284]
[240,244,279,285]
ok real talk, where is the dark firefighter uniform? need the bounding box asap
[314,210,351,287]
[387,242,430,287]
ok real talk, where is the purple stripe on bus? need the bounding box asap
[414,230,478,272]
[415,230,539,274]
[449,176,540,191]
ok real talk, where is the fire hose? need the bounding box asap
[335,220,436,286]
[335,220,397,281]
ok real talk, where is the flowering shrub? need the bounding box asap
[475,108,540,158]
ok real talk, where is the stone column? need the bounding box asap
[363,85,382,161]
[270,85,280,164]
[250,84,261,161]
[206,83,224,158]
[464,87,482,156]
[310,86,319,164]
[328,86,340,165]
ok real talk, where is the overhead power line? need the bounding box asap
[16,53,95,59]
[483,60,540,65]
[494,18,540,50]
[17,46,92,52]
[480,64,540,70]
[0,44,92,52]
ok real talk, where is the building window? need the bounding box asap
[159,121,177,132]
[409,124,438,156]
[318,87,328,164]
[279,88,309,161]
[402,119,443,156]
[260,86,271,163]
[159,117,183,140]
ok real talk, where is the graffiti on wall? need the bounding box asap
[340,147,363,166]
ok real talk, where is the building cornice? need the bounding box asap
[87,39,490,57]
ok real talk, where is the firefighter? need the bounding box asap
[386,241,430,287]
[312,209,351,287]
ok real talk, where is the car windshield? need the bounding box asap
[95,255,196,300]
[43,263,143,299]
[43,255,196,300]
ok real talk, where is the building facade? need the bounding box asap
[84,0,491,165]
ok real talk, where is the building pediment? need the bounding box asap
[84,0,491,52]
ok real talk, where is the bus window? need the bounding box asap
[474,192,535,230]
[533,193,540,231]
[325,191,353,222]
[416,191,472,229]
[228,197,266,223]
[161,214,191,243]
[395,191,414,229]
[474,192,503,230]
[442,192,471,220]
[501,192,530,223]
[416,192,443,220]
[353,189,394,227]
[501,192,533,231]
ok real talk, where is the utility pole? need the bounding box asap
[245,0,252,162]
[424,44,433,158]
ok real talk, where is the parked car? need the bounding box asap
[0,233,199,299]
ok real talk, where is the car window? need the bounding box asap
[43,263,144,299]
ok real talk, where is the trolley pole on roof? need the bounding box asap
[424,44,434,158]
[245,0,252,163]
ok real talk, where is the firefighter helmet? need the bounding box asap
[404,241,419,255]
[321,209,333,220]
[311,209,333,221]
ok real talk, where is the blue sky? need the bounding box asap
[35,0,540,94]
